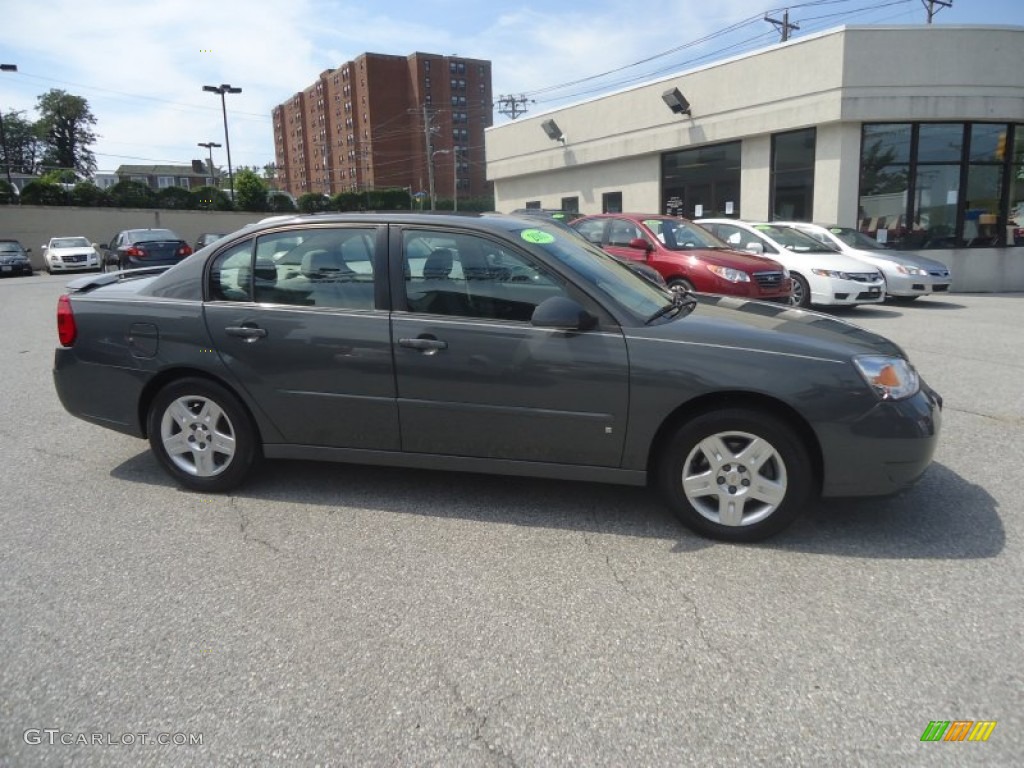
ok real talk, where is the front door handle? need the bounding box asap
[225,325,268,342]
[399,337,448,354]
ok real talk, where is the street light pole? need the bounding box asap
[197,141,221,187]
[1,64,17,195]
[202,84,241,204]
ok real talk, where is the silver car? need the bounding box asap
[780,222,953,300]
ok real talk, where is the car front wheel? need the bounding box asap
[658,408,813,542]
[790,273,811,308]
[148,378,259,492]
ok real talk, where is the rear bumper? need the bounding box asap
[819,381,942,497]
[53,348,146,438]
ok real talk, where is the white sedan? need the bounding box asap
[42,236,102,273]
[696,219,885,308]
[777,222,953,300]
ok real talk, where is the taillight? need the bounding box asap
[177,244,193,257]
[126,246,145,258]
[57,295,77,346]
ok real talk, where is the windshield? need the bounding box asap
[641,218,727,250]
[754,224,837,253]
[828,226,888,251]
[514,222,671,320]
[51,237,91,249]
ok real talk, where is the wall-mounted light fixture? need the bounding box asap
[662,87,691,116]
[541,119,566,145]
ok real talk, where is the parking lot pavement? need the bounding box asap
[1,275,1021,765]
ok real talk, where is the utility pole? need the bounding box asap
[423,104,437,210]
[764,9,799,42]
[496,94,533,120]
[922,0,952,24]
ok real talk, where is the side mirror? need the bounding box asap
[628,237,652,252]
[745,242,764,254]
[41,244,47,251]
[91,242,99,249]
[25,247,32,253]
[531,296,598,331]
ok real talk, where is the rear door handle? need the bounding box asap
[399,337,448,353]
[225,325,268,341]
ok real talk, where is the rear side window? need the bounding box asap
[209,240,254,301]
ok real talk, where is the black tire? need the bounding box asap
[790,272,811,308]
[147,377,260,492]
[658,408,813,542]
[668,277,695,295]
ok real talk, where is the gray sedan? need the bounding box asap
[52,213,941,542]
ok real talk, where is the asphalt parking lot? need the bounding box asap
[1,272,1021,766]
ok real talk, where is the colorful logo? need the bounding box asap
[920,720,997,742]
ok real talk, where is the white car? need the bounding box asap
[696,219,885,308]
[776,222,952,300]
[42,236,101,274]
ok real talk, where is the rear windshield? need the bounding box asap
[129,229,179,242]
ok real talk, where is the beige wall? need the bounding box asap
[0,206,263,269]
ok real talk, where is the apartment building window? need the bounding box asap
[425,77,431,89]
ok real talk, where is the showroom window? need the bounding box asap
[859,122,1022,248]
[560,196,579,213]
[771,128,816,221]
[661,141,741,219]
[602,191,622,214]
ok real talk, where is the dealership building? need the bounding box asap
[485,25,1024,291]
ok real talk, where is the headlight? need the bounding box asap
[706,265,750,283]
[896,265,927,276]
[853,355,919,400]
[811,269,851,279]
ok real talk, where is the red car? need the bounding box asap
[572,213,792,300]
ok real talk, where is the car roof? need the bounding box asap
[244,211,553,238]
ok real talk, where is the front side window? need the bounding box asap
[641,218,724,250]
[401,230,568,322]
[606,218,643,246]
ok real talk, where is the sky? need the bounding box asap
[1,0,1020,177]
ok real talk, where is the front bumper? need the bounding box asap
[49,256,100,272]
[884,271,953,297]
[812,276,886,306]
[819,380,942,497]
[0,262,32,276]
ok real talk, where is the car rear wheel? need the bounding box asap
[148,378,259,492]
[790,273,811,308]
[658,408,813,542]
[668,278,695,295]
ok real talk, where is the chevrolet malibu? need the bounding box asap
[53,213,941,542]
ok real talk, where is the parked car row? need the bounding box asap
[53,212,942,543]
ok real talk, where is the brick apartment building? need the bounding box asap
[272,52,493,202]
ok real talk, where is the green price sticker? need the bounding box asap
[521,229,555,244]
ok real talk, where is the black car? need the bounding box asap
[0,239,33,277]
[53,213,941,542]
[103,228,193,271]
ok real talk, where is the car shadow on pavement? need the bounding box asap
[111,453,999,560]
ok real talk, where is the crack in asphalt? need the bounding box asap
[441,674,517,767]
[229,496,281,554]
[944,405,1024,426]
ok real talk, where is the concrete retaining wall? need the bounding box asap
[0,206,264,270]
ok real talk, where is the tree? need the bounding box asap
[70,182,110,207]
[266,192,296,212]
[36,89,98,177]
[41,168,78,184]
[157,186,195,210]
[107,180,156,208]
[298,192,331,213]
[234,168,268,212]
[0,110,42,174]
[192,185,233,211]
[20,180,67,206]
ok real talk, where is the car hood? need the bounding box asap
[849,248,949,272]
[631,294,904,362]
[677,247,786,272]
